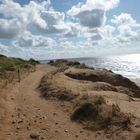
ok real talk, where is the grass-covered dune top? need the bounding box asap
[48,59,90,69]
[0,55,39,82]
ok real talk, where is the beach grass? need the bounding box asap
[0,55,39,86]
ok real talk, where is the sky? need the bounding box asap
[0,0,140,60]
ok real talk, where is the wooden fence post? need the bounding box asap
[17,68,20,82]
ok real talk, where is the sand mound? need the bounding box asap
[38,75,78,101]
[64,67,140,97]
[71,95,132,131]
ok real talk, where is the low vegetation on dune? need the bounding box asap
[28,58,40,66]
[71,95,132,131]
[0,55,39,74]
[49,59,91,69]
[38,74,78,101]
[0,55,39,86]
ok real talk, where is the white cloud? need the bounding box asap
[111,13,140,44]
[66,0,120,45]
[37,10,70,34]
[101,25,115,38]
[68,0,119,16]
[0,0,78,40]
[67,0,119,29]
[0,19,22,39]
[111,13,140,27]
[0,0,49,38]
[63,22,80,38]
[0,0,49,29]
[118,26,136,37]
[116,26,140,43]
[13,31,56,48]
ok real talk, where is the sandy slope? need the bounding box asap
[0,64,103,140]
[0,64,140,140]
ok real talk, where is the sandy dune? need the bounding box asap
[0,65,104,140]
[0,64,140,140]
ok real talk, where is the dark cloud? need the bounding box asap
[76,9,105,28]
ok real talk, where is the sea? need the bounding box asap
[41,53,140,81]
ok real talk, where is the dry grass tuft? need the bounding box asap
[71,95,132,131]
[38,75,78,101]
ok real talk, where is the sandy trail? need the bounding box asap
[0,64,103,140]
